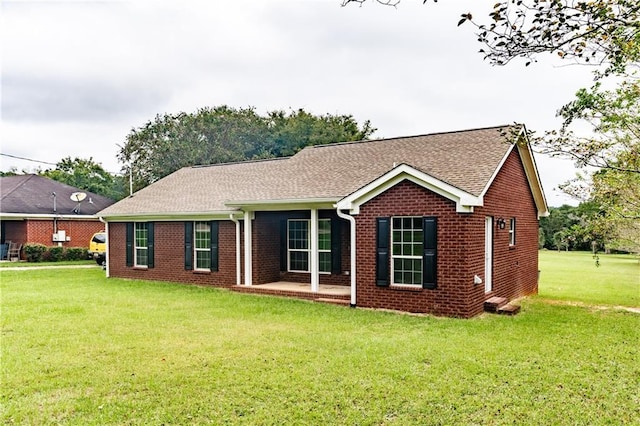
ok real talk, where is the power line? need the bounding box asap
[0,152,57,166]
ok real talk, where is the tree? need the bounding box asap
[40,157,125,200]
[119,106,375,192]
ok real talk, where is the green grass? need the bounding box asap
[1,255,639,425]
[0,259,95,268]
[539,250,639,307]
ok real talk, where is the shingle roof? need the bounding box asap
[98,125,520,217]
[0,174,115,215]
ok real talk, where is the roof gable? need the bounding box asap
[336,164,482,214]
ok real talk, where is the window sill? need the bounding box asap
[132,266,148,270]
[390,284,424,292]
[509,245,516,250]
[193,269,211,275]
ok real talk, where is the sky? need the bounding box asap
[1,0,597,206]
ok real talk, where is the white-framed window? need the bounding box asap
[391,217,423,285]
[509,217,516,246]
[287,219,331,273]
[318,219,331,274]
[194,221,211,270]
[134,222,148,267]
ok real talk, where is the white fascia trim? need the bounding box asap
[225,198,339,211]
[336,164,481,214]
[519,142,550,218]
[100,211,244,222]
[480,143,516,200]
[479,126,549,218]
[0,213,100,220]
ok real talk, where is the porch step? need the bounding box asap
[484,296,509,313]
[497,304,521,316]
[315,298,351,306]
[484,296,520,316]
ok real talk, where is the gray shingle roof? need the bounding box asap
[98,125,519,217]
[0,174,115,215]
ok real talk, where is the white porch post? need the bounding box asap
[310,208,319,293]
[103,220,109,278]
[243,210,253,286]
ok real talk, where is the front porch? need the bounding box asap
[230,281,352,306]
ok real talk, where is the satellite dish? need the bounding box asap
[70,192,87,202]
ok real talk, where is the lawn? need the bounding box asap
[1,254,639,425]
[0,259,95,268]
[539,250,639,307]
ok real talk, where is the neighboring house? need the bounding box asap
[98,125,548,318]
[0,175,115,258]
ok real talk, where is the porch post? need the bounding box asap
[243,210,252,286]
[310,208,319,293]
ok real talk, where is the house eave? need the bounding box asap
[336,164,482,214]
[100,211,244,222]
[0,213,100,221]
[225,197,340,211]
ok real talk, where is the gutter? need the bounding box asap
[335,206,356,307]
[0,213,99,220]
[229,214,242,286]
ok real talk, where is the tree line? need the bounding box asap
[1,107,375,200]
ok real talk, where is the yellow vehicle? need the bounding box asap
[88,231,106,265]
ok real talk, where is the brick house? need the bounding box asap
[0,175,115,258]
[98,125,548,318]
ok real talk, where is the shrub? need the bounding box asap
[23,243,47,262]
[65,247,87,261]
[47,246,64,262]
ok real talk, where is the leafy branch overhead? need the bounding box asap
[459,0,640,74]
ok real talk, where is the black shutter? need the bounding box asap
[125,222,134,267]
[423,217,437,289]
[147,222,154,269]
[280,219,287,271]
[376,217,390,286]
[210,221,219,272]
[331,219,342,274]
[184,222,193,270]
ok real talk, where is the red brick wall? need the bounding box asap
[355,180,475,317]
[26,219,103,249]
[354,148,540,318]
[2,221,26,245]
[107,221,237,287]
[2,218,102,248]
[2,218,103,259]
[471,149,540,313]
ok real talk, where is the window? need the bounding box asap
[288,220,309,272]
[391,217,423,285]
[287,219,331,273]
[509,217,516,246]
[318,219,331,273]
[376,216,436,289]
[194,221,211,270]
[184,221,218,272]
[134,222,148,267]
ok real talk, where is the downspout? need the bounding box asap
[99,217,109,277]
[229,214,241,286]
[336,207,356,307]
